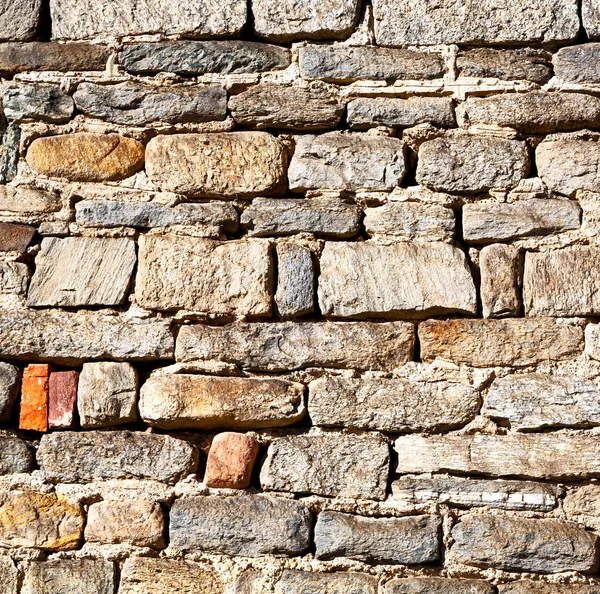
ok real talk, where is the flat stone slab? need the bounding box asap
[22,560,115,594]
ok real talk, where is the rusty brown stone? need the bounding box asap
[0,222,35,252]
[48,371,78,429]
[19,364,49,432]
[204,432,260,489]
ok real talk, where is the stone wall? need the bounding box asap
[2,0,600,591]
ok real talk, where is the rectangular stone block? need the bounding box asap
[419,318,584,367]
[315,511,441,564]
[383,578,495,594]
[3,83,73,123]
[170,495,311,556]
[275,243,314,318]
[480,244,521,318]
[0,222,35,252]
[452,515,598,573]
[0,0,41,41]
[555,43,600,83]
[260,433,389,500]
[22,560,114,594]
[0,363,19,422]
[0,261,28,296]
[27,237,136,307]
[48,370,78,429]
[0,557,17,594]
[176,321,414,371]
[139,374,305,429]
[0,434,35,474]
[276,570,377,594]
[136,235,272,315]
[19,363,49,432]
[204,432,259,489]
[499,582,600,594]
[308,375,479,432]
[0,186,60,216]
[146,132,287,198]
[37,431,198,484]
[318,241,476,319]
[584,0,600,38]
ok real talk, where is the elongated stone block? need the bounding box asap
[0,363,19,423]
[383,578,494,594]
[0,557,17,594]
[22,560,115,594]
[275,243,314,318]
[276,571,377,594]
[499,583,600,594]
[19,363,49,432]
[3,83,73,123]
[555,43,600,83]
[0,186,60,216]
[0,222,35,252]
[480,244,521,318]
[48,370,78,429]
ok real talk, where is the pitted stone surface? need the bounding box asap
[0,0,42,41]
[22,560,115,594]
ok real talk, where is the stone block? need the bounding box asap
[48,370,78,429]
[0,363,19,422]
[276,570,377,594]
[0,186,60,216]
[22,560,114,594]
[383,578,494,594]
[480,244,521,318]
[0,222,35,252]
[564,484,600,521]
[555,43,600,83]
[0,557,17,594]
[0,434,35,474]
[275,243,314,318]
[0,0,41,41]
[0,262,29,296]
[584,0,600,39]
[19,363,49,432]
[204,432,259,489]
[3,83,73,123]
[499,583,600,594]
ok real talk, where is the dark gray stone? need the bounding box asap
[0,434,34,474]
[0,125,21,183]
[554,43,600,84]
[0,363,19,423]
[3,84,73,123]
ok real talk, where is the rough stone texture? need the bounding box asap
[499,583,600,594]
[392,475,559,512]
[0,261,29,296]
[176,321,414,371]
[27,237,136,307]
[119,41,291,76]
[308,375,479,432]
[276,570,377,594]
[51,0,246,39]
[537,139,600,197]
[463,199,581,243]
[315,511,441,564]
[0,490,83,550]
[0,0,41,41]
[289,132,406,192]
[275,243,314,318]
[260,433,389,500]
[419,318,584,367]
[204,432,259,489]
[0,308,174,363]
[0,435,35,474]
[555,43,600,83]
[19,363,49,432]
[77,362,138,428]
[584,0,600,39]
[0,186,60,216]
[457,48,552,83]
[241,198,360,238]
[3,84,73,123]
[136,236,272,315]
[38,431,198,483]
[85,500,165,548]
[564,485,600,522]
[299,45,445,82]
[0,557,17,594]
[383,578,495,594]
[371,0,579,45]
[170,495,311,556]
[0,363,19,422]
[348,97,456,130]
[416,137,530,194]
[26,133,145,182]
[22,560,115,594]
[480,244,522,318]
[0,222,35,252]
[524,246,600,316]
[119,558,224,594]
[48,370,78,429]
[146,132,286,198]
[229,84,343,131]
[74,82,227,125]
[139,374,305,429]
[318,241,477,319]
[452,515,599,573]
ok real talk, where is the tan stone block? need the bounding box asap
[204,432,259,489]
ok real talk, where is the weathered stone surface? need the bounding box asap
[27,237,136,307]
[0,124,21,184]
[276,570,377,594]
[76,200,238,232]
[0,557,17,594]
[0,491,83,550]
[136,236,271,315]
[176,321,414,371]
[299,45,444,82]
[318,241,476,319]
[51,0,246,39]
[371,0,579,45]
[119,558,224,594]
[0,363,19,422]
[289,132,406,192]
[0,308,174,364]
[85,500,164,548]
[19,363,49,432]
[309,375,479,432]
[204,432,259,489]
[3,83,73,123]
[0,435,34,474]
[48,371,77,429]
[170,495,311,556]
[452,515,598,573]
[78,362,138,428]
[241,198,360,238]
[348,97,455,130]
[26,133,145,182]
[364,202,455,241]
[315,511,441,564]
[119,41,290,76]
[275,243,314,318]
[392,475,559,512]
[457,48,552,83]
[584,0,600,39]
[0,0,41,41]
[0,186,60,215]
[229,84,343,130]
[587,324,600,362]
[38,431,198,483]
[139,374,305,430]
[395,433,600,479]
[564,484,600,523]
[0,42,109,75]
[524,246,600,316]
[383,578,495,594]
[480,244,521,319]
[419,318,583,367]
[261,433,389,499]
[416,137,530,194]
[22,560,114,594]
[74,82,227,125]
[554,43,600,83]
[0,262,29,296]
[537,139,600,197]
[499,582,600,594]
[146,132,286,198]
[0,222,35,252]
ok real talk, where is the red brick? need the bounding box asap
[19,364,50,432]
[204,432,259,489]
[0,222,35,252]
[48,371,78,429]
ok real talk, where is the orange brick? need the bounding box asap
[204,432,259,489]
[19,364,50,432]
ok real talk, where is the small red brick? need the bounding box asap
[204,432,259,489]
[19,364,50,432]
[0,222,35,252]
[48,371,78,429]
